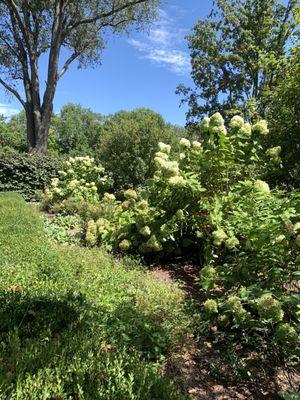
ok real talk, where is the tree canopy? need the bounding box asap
[177,0,299,124]
[0,0,160,154]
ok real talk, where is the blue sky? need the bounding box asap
[0,1,213,126]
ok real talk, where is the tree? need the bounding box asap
[0,0,160,154]
[51,103,103,155]
[266,46,300,188]
[177,0,298,124]
[97,108,182,189]
[0,111,26,152]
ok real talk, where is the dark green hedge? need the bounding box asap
[0,153,63,201]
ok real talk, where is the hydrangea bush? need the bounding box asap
[42,156,112,209]
[199,181,299,357]
[84,113,280,253]
[44,113,299,358]
[83,113,299,358]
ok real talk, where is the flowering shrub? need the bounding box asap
[84,113,278,254]
[199,182,300,356]
[42,156,112,209]
[82,113,300,359]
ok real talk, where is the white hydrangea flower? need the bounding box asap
[124,189,138,199]
[158,142,171,154]
[225,236,240,250]
[176,209,184,220]
[53,187,61,195]
[200,116,211,133]
[169,175,186,187]
[254,180,270,194]
[179,153,186,160]
[209,112,224,127]
[275,235,286,244]
[69,179,79,189]
[139,226,151,237]
[266,146,281,158]
[212,125,227,136]
[51,178,59,187]
[155,151,169,160]
[229,115,244,129]
[103,193,116,201]
[252,120,269,135]
[293,222,300,232]
[212,229,227,246]
[240,123,252,137]
[94,166,104,173]
[179,138,191,148]
[192,141,202,150]
[159,161,179,177]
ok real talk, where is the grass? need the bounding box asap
[0,193,191,399]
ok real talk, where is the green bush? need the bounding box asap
[97,108,182,189]
[79,112,299,362]
[42,155,112,210]
[0,153,62,201]
[0,193,190,399]
[85,113,275,254]
[199,182,299,358]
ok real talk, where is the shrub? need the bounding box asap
[97,108,182,189]
[199,182,300,358]
[85,113,275,254]
[42,156,112,210]
[0,193,191,399]
[0,153,62,201]
[80,113,299,361]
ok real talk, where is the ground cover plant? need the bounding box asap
[0,193,192,399]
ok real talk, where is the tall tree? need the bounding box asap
[177,0,298,124]
[0,0,160,154]
[51,103,103,155]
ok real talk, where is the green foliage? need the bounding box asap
[0,153,62,201]
[85,113,274,254]
[51,103,104,155]
[97,108,182,189]
[0,193,190,399]
[43,214,83,245]
[42,156,112,209]
[74,112,300,363]
[0,112,26,152]
[177,0,299,123]
[199,182,300,358]
[267,47,300,188]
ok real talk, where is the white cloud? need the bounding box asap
[128,8,191,76]
[0,103,20,118]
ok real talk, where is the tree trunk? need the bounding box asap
[26,103,51,155]
[35,111,52,155]
[25,103,36,152]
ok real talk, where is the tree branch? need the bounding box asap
[5,0,33,56]
[0,77,25,107]
[64,0,148,36]
[58,17,134,80]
